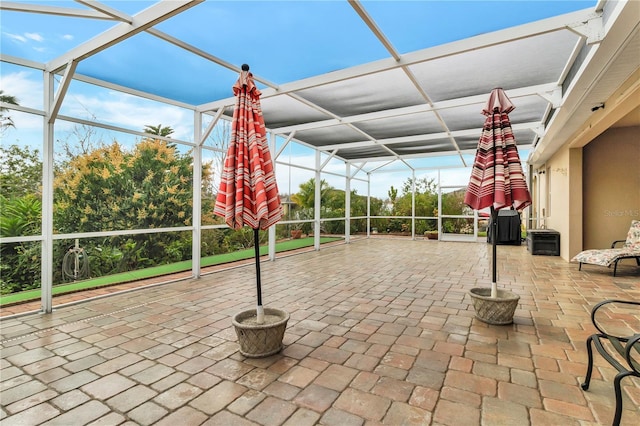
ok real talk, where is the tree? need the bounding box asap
[54,139,194,233]
[1,135,219,293]
[0,194,42,294]
[56,122,104,162]
[53,137,214,270]
[289,179,386,235]
[441,189,467,216]
[0,141,44,294]
[388,186,397,208]
[0,144,42,199]
[389,177,438,233]
[348,189,385,234]
[206,119,231,198]
[441,189,472,233]
[0,90,19,134]
[291,178,330,210]
[394,177,437,217]
[144,124,174,137]
[290,179,330,234]
[400,177,437,196]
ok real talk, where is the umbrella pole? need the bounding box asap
[253,228,264,324]
[490,110,499,299]
[490,206,498,298]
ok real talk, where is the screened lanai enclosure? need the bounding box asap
[1,0,638,313]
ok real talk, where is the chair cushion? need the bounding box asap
[572,220,640,267]
[572,248,637,267]
[625,220,640,250]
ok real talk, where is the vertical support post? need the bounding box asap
[411,169,416,239]
[437,169,442,241]
[473,209,479,239]
[41,71,55,314]
[269,133,277,260]
[345,163,351,243]
[192,111,202,278]
[314,150,321,251]
[367,173,371,238]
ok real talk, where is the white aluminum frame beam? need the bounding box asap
[1,1,120,20]
[47,0,203,73]
[48,60,77,123]
[305,121,542,152]
[75,0,132,23]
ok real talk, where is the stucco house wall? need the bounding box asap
[541,125,640,261]
[544,148,568,250]
[582,126,640,250]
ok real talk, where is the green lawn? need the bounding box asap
[1,237,341,306]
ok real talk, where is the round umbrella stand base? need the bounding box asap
[232,308,289,358]
[468,288,520,325]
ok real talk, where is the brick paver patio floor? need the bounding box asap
[1,239,639,425]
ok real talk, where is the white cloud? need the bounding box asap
[62,34,74,41]
[3,111,43,138]
[1,71,43,113]
[1,71,198,148]
[4,33,27,43]
[3,32,44,44]
[60,91,194,141]
[24,32,43,42]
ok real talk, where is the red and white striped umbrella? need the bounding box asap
[214,67,282,231]
[464,88,531,298]
[464,88,531,212]
[214,65,282,323]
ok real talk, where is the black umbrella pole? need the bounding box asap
[490,206,498,295]
[490,116,498,298]
[254,228,262,307]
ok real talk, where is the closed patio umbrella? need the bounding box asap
[214,64,283,324]
[464,88,531,297]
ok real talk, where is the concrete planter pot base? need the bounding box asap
[468,288,520,325]
[232,308,289,358]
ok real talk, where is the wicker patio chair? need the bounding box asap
[581,299,640,426]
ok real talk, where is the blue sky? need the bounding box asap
[1,1,595,197]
